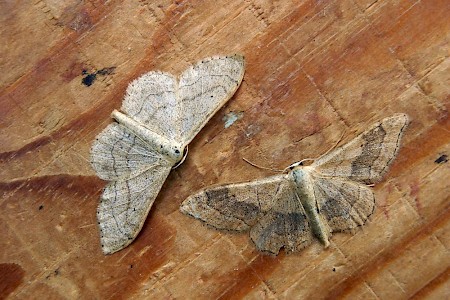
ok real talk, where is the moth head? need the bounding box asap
[291,161,303,169]
[283,161,303,173]
[284,157,316,173]
[172,146,188,169]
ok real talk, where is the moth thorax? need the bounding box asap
[291,167,314,194]
[154,141,184,164]
[291,166,313,180]
[111,110,184,163]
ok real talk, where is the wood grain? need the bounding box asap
[1,0,448,299]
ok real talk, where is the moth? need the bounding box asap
[181,114,409,255]
[90,55,245,254]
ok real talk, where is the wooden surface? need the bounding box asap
[1,0,449,299]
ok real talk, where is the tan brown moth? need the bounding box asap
[180,114,409,255]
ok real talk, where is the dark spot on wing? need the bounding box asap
[258,212,307,238]
[350,124,386,183]
[255,211,308,253]
[205,188,260,224]
[322,198,350,220]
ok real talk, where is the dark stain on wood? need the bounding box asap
[82,67,116,87]
[45,268,61,280]
[0,263,25,299]
[409,178,422,215]
[434,154,448,164]
[81,71,97,87]
[218,254,282,299]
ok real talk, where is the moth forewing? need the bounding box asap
[312,113,409,184]
[291,166,331,247]
[178,54,245,145]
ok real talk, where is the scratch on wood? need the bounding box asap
[409,178,421,215]
[301,68,350,127]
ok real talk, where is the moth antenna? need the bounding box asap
[283,129,347,172]
[242,157,284,173]
[298,157,315,164]
[282,158,314,173]
[320,129,347,158]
